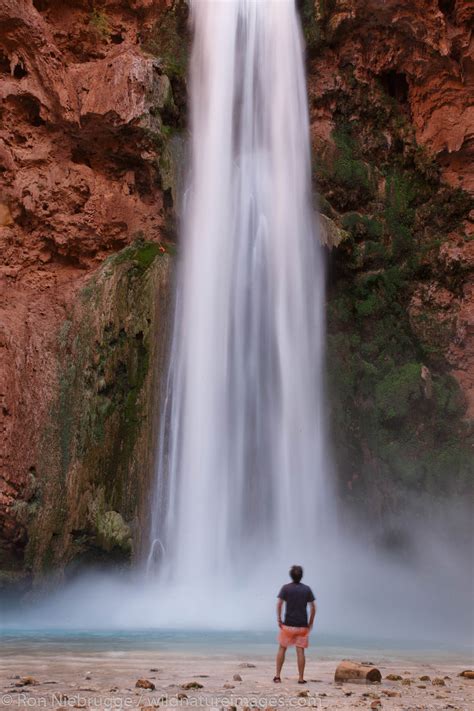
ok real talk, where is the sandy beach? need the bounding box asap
[1,647,472,711]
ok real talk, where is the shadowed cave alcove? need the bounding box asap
[380,70,409,105]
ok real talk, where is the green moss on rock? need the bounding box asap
[320,70,473,510]
[26,242,173,580]
[374,363,422,421]
[316,125,377,211]
[143,1,190,125]
[109,240,163,270]
[298,0,323,54]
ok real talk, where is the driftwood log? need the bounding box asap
[334,660,382,683]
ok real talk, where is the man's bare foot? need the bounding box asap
[298,679,307,684]
[273,676,281,683]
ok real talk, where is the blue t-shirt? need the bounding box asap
[278,582,315,627]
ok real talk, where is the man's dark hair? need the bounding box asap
[290,565,303,583]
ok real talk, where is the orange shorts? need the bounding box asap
[278,624,309,649]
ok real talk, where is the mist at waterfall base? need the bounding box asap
[1,498,472,648]
[2,1,471,652]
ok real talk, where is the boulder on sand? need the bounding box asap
[135,679,155,690]
[334,661,382,683]
[15,677,39,687]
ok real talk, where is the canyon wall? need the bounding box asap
[0,0,472,587]
[0,0,187,589]
[301,0,473,511]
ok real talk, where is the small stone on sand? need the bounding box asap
[15,677,38,687]
[232,674,242,681]
[135,679,155,690]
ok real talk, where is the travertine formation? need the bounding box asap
[303,0,472,506]
[306,0,473,417]
[0,0,180,581]
[308,0,474,193]
[309,0,473,409]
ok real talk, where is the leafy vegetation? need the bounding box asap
[142,1,190,124]
[26,243,171,576]
[89,9,110,39]
[319,68,473,506]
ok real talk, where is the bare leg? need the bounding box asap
[275,645,286,678]
[296,646,306,682]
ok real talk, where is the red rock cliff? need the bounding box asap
[309,0,474,400]
[302,0,473,505]
[0,0,185,578]
[305,0,473,414]
[0,0,472,580]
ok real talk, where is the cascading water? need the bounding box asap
[147,0,331,596]
[0,0,470,647]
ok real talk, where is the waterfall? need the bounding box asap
[148,0,330,604]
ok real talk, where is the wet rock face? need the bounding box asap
[0,0,187,585]
[304,0,473,194]
[302,0,473,505]
[4,244,173,585]
[0,0,179,267]
[33,244,172,579]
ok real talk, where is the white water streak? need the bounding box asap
[148,0,330,587]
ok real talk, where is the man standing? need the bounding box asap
[274,565,316,684]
